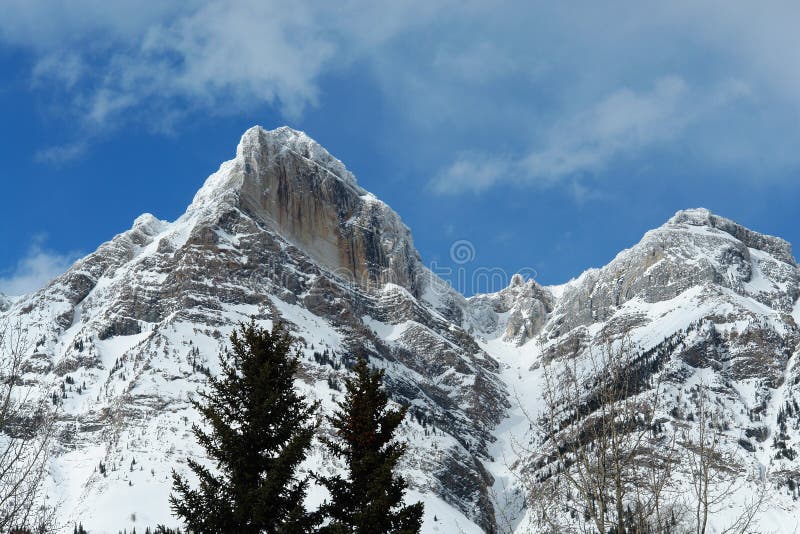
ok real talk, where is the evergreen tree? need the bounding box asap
[318,358,423,533]
[170,321,318,533]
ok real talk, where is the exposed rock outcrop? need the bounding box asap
[192,126,424,295]
[2,126,504,532]
[5,122,800,533]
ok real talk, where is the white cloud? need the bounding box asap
[430,153,511,195]
[35,142,88,165]
[3,0,800,191]
[0,0,191,50]
[430,76,751,196]
[432,41,519,84]
[2,0,455,130]
[31,52,86,89]
[520,76,691,182]
[0,240,78,296]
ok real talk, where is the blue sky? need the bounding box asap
[1,1,799,295]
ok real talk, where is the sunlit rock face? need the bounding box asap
[6,124,800,533]
[541,208,799,339]
[193,126,423,295]
[2,126,506,533]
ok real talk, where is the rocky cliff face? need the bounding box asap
[477,207,800,532]
[544,208,798,336]
[192,126,424,294]
[3,126,504,533]
[529,208,800,382]
[4,126,800,533]
[468,274,554,346]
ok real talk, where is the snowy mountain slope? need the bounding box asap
[473,208,800,532]
[4,125,800,532]
[2,126,504,533]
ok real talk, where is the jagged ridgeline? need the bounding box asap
[4,126,506,533]
[2,126,800,532]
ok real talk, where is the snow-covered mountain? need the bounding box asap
[0,293,11,312]
[7,127,504,533]
[478,207,800,532]
[3,126,800,532]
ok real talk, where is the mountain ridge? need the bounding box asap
[3,126,800,533]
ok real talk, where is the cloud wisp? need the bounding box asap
[4,0,453,130]
[0,239,78,296]
[430,77,751,197]
[35,142,89,166]
[3,1,800,194]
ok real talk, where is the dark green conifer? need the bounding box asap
[317,358,423,533]
[170,321,318,533]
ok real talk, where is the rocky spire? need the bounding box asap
[191,126,363,208]
[190,125,423,295]
[668,207,796,266]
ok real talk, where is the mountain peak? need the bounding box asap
[237,125,362,191]
[191,125,363,210]
[237,125,313,151]
[667,207,743,229]
[668,207,714,223]
[3,137,500,533]
[132,213,168,235]
[667,207,796,266]
[186,125,423,294]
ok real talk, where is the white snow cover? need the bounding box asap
[3,126,800,533]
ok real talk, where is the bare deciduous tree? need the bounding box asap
[0,319,56,532]
[516,336,767,534]
[683,382,766,534]
[521,336,679,533]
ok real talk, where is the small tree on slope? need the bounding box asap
[317,358,424,533]
[170,321,319,533]
[0,319,56,533]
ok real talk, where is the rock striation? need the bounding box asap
[475,206,800,532]
[192,126,424,294]
[4,126,800,533]
[2,126,504,532]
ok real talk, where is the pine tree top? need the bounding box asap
[319,357,423,534]
[171,320,319,533]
